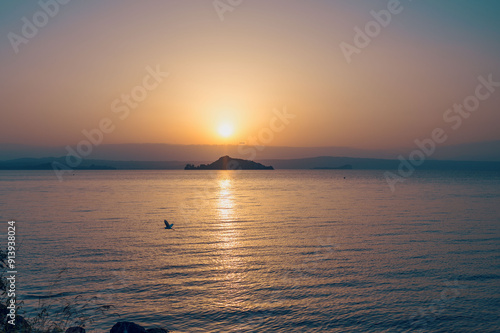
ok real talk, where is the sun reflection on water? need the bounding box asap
[214,173,246,307]
[217,176,235,223]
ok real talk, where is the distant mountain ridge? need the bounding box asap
[0,156,499,171]
[1,140,499,161]
[0,157,185,170]
[313,164,353,170]
[257,156,500,170]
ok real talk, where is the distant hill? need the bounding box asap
[185,156,274,170]
[0,157,184,170]
[257,156,500,170]
[0,157,116,170]
[313,164,353,170]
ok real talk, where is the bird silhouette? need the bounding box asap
[164,220,174,229]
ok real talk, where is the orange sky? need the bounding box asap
[1,1,500,150]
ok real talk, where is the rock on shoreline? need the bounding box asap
[109,322,169,333]
[66,322,170,333]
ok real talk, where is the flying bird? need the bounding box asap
[164,220,174,229]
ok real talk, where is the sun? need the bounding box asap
[217,122,234,138]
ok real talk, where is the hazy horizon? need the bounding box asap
[1,139,500,162]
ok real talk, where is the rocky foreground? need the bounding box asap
[0,307,168,333]
[2,320,169,333]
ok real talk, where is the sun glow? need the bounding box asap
[217,123,234,138]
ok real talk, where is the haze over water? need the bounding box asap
[1,170,499,332]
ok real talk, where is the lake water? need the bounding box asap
[1,170,499,332]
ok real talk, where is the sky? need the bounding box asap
[1,0,500,152]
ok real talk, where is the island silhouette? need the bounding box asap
[185,155,274,170]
